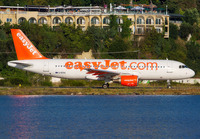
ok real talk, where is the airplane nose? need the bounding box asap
[188,69,195,78]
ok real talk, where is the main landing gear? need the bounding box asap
[167,80,172,89]
[102,83,109,89]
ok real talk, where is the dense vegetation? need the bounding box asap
[0,7,200,86]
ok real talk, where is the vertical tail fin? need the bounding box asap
[11,29,48,60]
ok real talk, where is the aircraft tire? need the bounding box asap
[102,83,109,89]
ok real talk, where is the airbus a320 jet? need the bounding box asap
[8,29,195,88]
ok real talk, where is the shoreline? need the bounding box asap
[0,86,200,95]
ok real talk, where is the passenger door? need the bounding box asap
[43,61,49,72]
[167,61,173,73]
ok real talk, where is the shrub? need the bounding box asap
[41,81,53,87]
[10,77,24,85]
[0,80,4,86]
[60,79,85,87]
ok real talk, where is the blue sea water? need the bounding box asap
[0,95,200,138]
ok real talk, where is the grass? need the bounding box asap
[0,85,200,95]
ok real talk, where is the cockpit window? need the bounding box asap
[179,65,188,69]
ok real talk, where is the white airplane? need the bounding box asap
[8,29,195,88]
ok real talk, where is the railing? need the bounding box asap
[38,11,167,16]
[170,21,182,24]
[0,11,27,14]
[18,11,27,14]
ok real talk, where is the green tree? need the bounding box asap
[193,25,200,40]
[139,28,162,58]
[197,0,200,13]
[169,23,178,39]
[121,16,132,38]
[108,15,118,38]
[167,0,197,13]
[59,23,88,54]
[108,35,129,59]
[184,8,199,25]
[179,22,193,40]
[166,0,179,13]
[186,41,200,75]
[33,0,47,5]
[62,0,71,5]
[86,26,106,52]
[71,0,84,6]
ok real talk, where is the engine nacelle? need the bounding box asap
[120,75,138,87]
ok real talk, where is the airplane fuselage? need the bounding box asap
[8,59,195,81]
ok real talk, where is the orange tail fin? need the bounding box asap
[11,29,48,60]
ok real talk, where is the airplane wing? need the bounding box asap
[85,68,120,79]
[85,68,141,81]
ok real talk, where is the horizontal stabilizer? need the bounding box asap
[8,61,32,68]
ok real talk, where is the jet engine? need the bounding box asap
[114,75,138,87]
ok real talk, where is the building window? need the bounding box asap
[146,18,154,24]
[165,27,168,33]
[38,17,47,24]
[53,17,61,24]
[137,17,144,24]
[7,18,12,22]
[65,17,73,24]
[118,27,122,32]
[146,28,152,33]
[18,17,26,24]
[156,28,162,33]
[137,27,144,34]
[29,18,36,24]
[77,17,85,25]
[117,18,123,24]
[91,17,99,24]
[156,18,162,24]
[165,18,168,25]
[103,17,110,24]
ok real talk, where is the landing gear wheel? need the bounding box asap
[167,80,172,89]
[167,85,172,89]
[102,83,109,89]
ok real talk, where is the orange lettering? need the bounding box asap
[119,61,127,70]
[65,61,73,69]
[74,62,84,71]
[92,62,102,69]
[130,62,137,70]
[100,60,110,70]
[84,62,91,68]
[111,62,119,70]
[137,62,146,70]
[147,62,158,70]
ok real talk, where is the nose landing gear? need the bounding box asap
[102,83,109,89]
[167,80,171,89]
